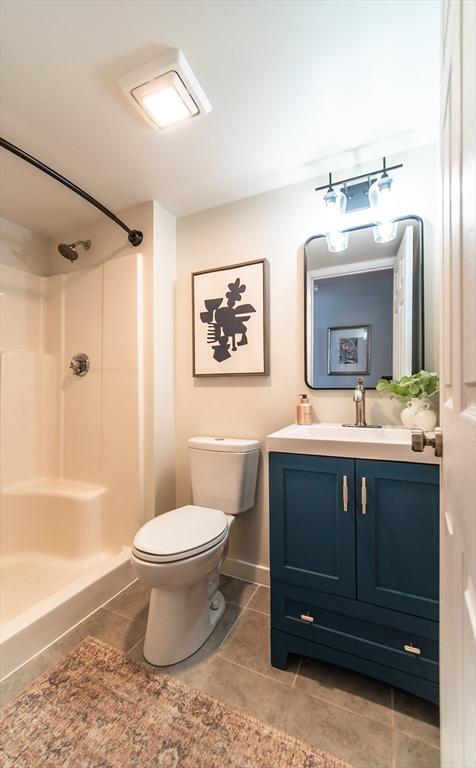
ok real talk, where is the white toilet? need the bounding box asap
[131,436,259,666]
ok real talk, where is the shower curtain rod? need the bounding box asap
[0,137,143,247]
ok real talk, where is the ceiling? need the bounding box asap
[0,0,440,238]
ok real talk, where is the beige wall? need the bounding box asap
[0,217,50,275]
[175,144,439,575]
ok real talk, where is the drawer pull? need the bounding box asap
[342,475,349,512]
[404,643,421,656]
[361,477,367,515]
[300,613,315,623]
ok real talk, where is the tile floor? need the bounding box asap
[0,577,440,768]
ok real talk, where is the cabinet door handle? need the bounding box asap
[300,613,315,623]
[404,643,421,656]
[361,477,367,515]
[342,475,348,512]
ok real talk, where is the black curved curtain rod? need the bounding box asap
[0,137,143,247]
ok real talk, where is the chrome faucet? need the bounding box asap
[353,377,367,427]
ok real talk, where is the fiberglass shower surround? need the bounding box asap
[0,248,144,678]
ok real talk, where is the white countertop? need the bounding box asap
[266,423,440,465]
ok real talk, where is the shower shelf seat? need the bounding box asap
[2,479,108,560]
[1,478,134,679]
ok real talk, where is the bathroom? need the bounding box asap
[0,1,474,767]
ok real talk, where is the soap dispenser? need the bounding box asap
[297,394,313,425]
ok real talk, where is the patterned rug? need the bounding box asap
[0,636,352,768]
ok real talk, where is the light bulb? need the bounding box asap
[322,188,347,232]
[326,231,349,253]
[321,187,348,252]
[369,174,396,243]
[373,221,397,243]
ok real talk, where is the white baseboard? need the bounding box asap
[220,556,270,587]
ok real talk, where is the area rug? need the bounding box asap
[0,636,352,768]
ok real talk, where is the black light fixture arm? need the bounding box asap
[315,158,403,192]
[0,137,143,247]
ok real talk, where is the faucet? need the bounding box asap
[343,377,382,428]
[353,377,367,427]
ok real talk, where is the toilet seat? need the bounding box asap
[132,505,228,564]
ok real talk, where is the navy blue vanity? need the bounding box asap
[269,450,439,704]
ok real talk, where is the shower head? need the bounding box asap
[58,239,91,262]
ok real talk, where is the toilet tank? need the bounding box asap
[188,437,259,515]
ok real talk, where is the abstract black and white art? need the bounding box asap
[192,259,268,376]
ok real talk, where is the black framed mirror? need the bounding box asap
[304,216,424,389]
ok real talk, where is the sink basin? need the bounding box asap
[266,423,439,464]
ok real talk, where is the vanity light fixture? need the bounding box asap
[118,49,212,131]
[315,158,402,253]
[368,158,397,243]
[321,174,349,253]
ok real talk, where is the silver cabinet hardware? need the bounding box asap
[361,477,367,514]
[404,643,422,656]
[69,353,90,377]
[343,475,349,512]
[411,428,443,457]
[300,613,315,623]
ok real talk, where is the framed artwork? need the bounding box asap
[327,324,371,375]
[192,259,268,376]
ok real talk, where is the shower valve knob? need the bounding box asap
[70,353,90,377]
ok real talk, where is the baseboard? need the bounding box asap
[220,556,270,587]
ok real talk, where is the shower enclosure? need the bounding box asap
[0,228,145,677]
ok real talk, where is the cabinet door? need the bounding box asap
[356,460,439,620]
[270,452,356,598]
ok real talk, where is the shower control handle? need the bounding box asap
[70,353,90,377]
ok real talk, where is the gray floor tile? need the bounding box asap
[247,585,270,615]
[172,654,293,730]
[393,731,440,768]
[104,580,150,624]
[0,649,57,709]
[283,686,393,768]
[49,607,146,661]
[219,607,298,685]
[128,601,242,677]
[219,575,258,607]
[393,689,440,749]
[295,656,393,726]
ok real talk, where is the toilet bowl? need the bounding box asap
[131,437,259,666]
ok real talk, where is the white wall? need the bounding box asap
[175,144,439,576]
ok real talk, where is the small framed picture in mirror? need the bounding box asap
[327,325,370,376]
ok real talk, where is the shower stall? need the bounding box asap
[0,227,145,677]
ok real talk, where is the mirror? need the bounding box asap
[305,216,423,389]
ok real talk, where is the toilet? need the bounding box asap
[131,436,259,666]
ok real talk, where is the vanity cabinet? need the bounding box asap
[269,452,439,703]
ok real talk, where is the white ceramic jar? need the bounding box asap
[413,402,438,431]
[400,398,424,428]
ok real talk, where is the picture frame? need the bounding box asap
[192,259,268,376]
[327,324,371,376]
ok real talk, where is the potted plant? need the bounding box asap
[376,371,439,429]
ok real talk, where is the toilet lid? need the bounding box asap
[132,505,228,562]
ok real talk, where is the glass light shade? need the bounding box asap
[322,188,347,234]
[326,231,349,253]
[369,175,396,243]
[372,221,397,243]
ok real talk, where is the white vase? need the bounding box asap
[413,402,438,431]
[400,398,424,429]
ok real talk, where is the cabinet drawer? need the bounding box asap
[272,581,438,682]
